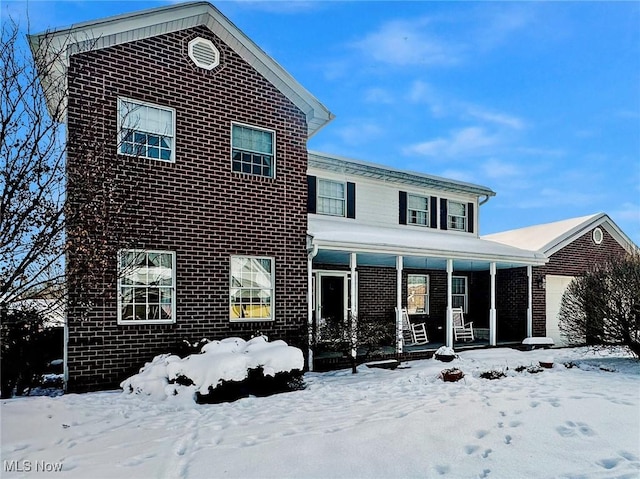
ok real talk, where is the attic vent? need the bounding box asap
[188,37,220,70]
[592,227,603,245]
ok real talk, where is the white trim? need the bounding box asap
[407,194,430,227]
[314,270,350,341]
[229,255,275,322]
[452,275,468,313]
[117,97,176,163]
[317,178,347,217]
[489,262,497,346]
[447,199,468,232]
[188,37,219,70]
[592,227,604,245]
[446,259,453,348]
[29,2,334,137]
[396,255,403,353]
[527,265,533,337]
[117,249,176,325]
[407,273,430,315]
[230,121,276,178]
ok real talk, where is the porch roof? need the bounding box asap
[309,216,548,268]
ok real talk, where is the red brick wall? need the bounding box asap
[66,26,309,391]
[531,227,628,337]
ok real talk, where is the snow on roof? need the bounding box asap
[309,216,547,265]
[484,213,636,255]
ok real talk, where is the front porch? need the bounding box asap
[306,219,548,371]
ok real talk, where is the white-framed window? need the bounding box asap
[452,276,468,312]
[230,256,274,321]
[118,250,176,324]
[317,179,346,216]
[118,98,175,162]
[407,274,429,314]
[408,194,430,226]
[448,201,467,231]
[231,123,275,178]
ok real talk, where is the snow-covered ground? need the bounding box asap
[2,347,639,479]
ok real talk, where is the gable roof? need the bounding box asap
[483,213,636,256]
[28,1,334,137]
[309,151,496,199]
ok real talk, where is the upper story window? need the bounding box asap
[118,98,175,162]
[232,123,275,178]
[407,274,429,314]
[230,256,274,321]
[448,201,467,231]
[408,194,430,227]
[118,250,176,324]
[317,179,346,216]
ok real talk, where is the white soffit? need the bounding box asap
[29,1,333,137]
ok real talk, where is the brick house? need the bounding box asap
[485,214,634,346]
[30,2,635,391]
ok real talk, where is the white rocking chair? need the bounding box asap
[396,307,429,346]
[452,307,474,342]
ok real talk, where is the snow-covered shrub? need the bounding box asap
[120,336,305,403]
[479,369,507,380]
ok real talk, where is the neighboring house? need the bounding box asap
[484,214,635,346]
[29,2,633,391]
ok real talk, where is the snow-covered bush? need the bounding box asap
[121,336,305,403]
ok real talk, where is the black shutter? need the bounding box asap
[399,191,407,225]
[440,199,448,230]
[430,196,438,229]
[346,182,356,219]
[467,202,475,234]
[307,175,316,214]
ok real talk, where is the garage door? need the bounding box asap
[545,275,576,347]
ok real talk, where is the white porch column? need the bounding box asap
[350,253,358,362]
[489,262,497,346]
[307,254,314,371]
[527,265,533,338]
[396,255,404,353]
[446,259,454,348]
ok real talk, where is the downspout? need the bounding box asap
[479,194,491,206]
[307,237,318,371]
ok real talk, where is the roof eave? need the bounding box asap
[28,1,333,137]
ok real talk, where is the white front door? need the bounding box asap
[545,275,576,346]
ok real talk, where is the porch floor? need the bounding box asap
[312,340,521,372]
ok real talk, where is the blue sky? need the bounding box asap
[4,0,640,244]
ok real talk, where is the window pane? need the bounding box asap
[119,250,174,322]
[449,202,465,216]
[408,195,428,210]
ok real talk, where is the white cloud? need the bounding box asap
[352,17,461,67]
[364,88,394,105]
[464,106,525,130]
[403,127,500,158]
[335,121,384,146]
[516,188,603,209]
[613,202,640,223]
[481,158,522,180]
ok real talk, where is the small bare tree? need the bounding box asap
[559,251,640,358]
[1,19,66,315]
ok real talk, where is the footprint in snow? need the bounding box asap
[464,445,480,455]
[504,435,512,445]
[556,421,596,438]
[482,449,492,459]
[508,421,522,428]
[475,430,489,439]
[479,468,491,478]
